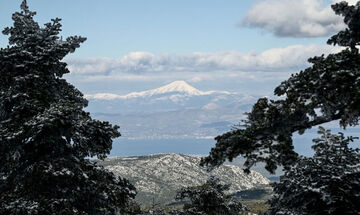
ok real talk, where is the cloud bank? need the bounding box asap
[66,44,341,77]
[241,0,358,38]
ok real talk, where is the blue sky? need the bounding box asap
[0,0,328,57]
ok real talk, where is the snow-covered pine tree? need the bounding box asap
[175,176,247,215]
[268,127,360,215]
[201,1,360,174]
[0,1,136,214]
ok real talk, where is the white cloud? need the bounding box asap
[85,93,122,100]
[241,0,357,38]
[333,0,358,4]
[188,75,215,83]
[75,74,152,82]
[65,44,341,76]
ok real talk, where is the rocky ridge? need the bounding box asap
[98,153,270,205]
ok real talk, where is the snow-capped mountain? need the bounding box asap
[85,81,256,139]
[98,153,270,205]
[86,80,228,100]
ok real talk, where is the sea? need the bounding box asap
[109,127,360,157]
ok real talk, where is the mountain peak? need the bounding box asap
[157,80,201,94]
[122,80,207,98]
[85,80,232,100]
[167,80,190,86]
[168,80,188,85]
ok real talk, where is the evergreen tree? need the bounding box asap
[0,1,136,214]
[268,127,360,215]
[175,176,247,215]
[201,1,360,173]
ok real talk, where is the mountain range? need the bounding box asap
[86,80,224,100]
[97,153,271,205]
[86,81,256,139]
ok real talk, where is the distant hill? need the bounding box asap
[97,153,270,205]
[85,80,256,139]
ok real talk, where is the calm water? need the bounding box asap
[109,138,215,157]
[109,128,360,157]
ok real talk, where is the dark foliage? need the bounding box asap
[268,127,360,215]
[201,1,360,173]
[0,1,136,214]
[175,176,247,215]
[122,200,142,215]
